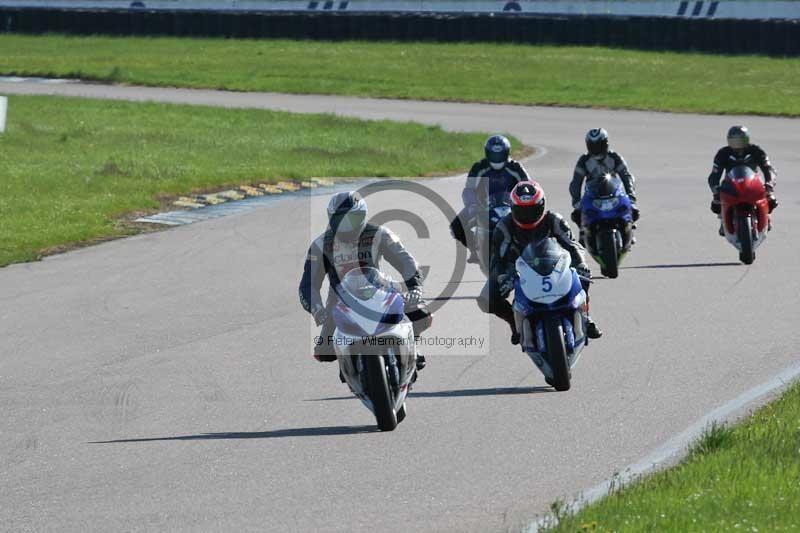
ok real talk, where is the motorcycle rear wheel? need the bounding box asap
[737,214,755,265]
[544,317,571,391]
[365,355,398,431]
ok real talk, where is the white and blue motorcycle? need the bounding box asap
[331,267,421,431]
[511,239,591,391]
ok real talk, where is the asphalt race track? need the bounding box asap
[1,82,799,532]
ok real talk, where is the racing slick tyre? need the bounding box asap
[365,355,398,431]
[598,228,619,279]
[544,317,571,392]
[737,214,755,265]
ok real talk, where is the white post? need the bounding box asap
[0,96,6,133]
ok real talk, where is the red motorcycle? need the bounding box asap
[718,165,770,265]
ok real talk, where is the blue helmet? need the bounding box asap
[485,135,511,169]
[327,191,367,239]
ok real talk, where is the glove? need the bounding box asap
[570,208,582,225]
[405,288,423,308]
[497,274,514,298]
[631,205,640,222]
[710,193,721,215]
[767,192,778,213]
[312,307,328,327]
[575,263,591,280]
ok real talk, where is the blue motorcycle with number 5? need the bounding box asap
[580,173,635,278]
[511,238,591,391]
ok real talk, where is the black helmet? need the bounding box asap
[585,128,609,158]
[327,191,367,239]
[727,125,750,152]
[485,135,511,169]
[510,181,546,230]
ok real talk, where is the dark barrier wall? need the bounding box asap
[1,8,799,56]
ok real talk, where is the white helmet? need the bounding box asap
[327,191,368,238]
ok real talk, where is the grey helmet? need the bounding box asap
[485,135,511,170]
[727,125,750,153]
[327,191,367,239]
[585,128,609,159]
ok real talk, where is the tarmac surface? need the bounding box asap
[1,81,799,532]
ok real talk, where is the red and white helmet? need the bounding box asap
[510,181,546,230]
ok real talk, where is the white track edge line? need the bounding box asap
[525,359,800,532]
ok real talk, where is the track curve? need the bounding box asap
[1,82,799,532]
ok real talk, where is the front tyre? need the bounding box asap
[544,317,571,391]
[737,214,755,265]
[598,228,619,278]
[364,355,398,431]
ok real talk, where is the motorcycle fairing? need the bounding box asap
[332,288,405,337]
[513,268,583,315]
[719,165,770,250]
[580,175,634,226]
[514,253,574,305]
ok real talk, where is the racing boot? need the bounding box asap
[313,343,337,362]
[416,354,427,371]
[501,310,520,345]
[586,317,603,339]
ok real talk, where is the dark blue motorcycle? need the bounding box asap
[474,190,511,277]
[579,174,635,278]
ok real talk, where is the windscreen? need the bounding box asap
[589,174,623,197]
[341,267,386,301]
[726,165,756,181]
[520,238,566,276]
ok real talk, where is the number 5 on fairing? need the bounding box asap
[542,276,552,292]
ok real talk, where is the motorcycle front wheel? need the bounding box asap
[544,317,571,391]
[364,355,398,431]
[737,214,755,265]
[598,228,619,278]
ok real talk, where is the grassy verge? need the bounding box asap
[3,35,800,115]
[547,380,800,531]
[0,95,497,267]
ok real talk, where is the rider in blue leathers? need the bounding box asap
[450,135,531,262]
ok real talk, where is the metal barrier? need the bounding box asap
[1,8,799,56]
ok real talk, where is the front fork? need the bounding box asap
[582,222,633,254]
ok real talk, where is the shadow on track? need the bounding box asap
[306,386,551,402]
[91,425,376,443]
[411,386,551,397]
[621,262,740,270]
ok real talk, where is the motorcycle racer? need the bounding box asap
[480,181,603,345]
[299,191,429,369]
[709,126,778,225]
[450,135,531,262]
[570,128,639,227]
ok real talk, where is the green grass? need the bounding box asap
[547,381,800,532]
[3,35,800,115]
[0,95,495,267]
